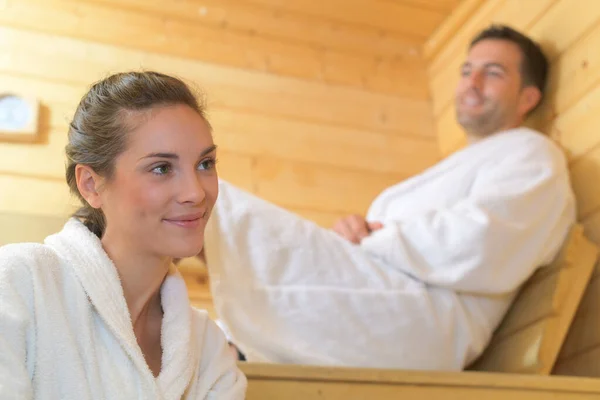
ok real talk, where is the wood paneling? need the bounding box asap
[0,9,439,234]
[0,0,437,98]
[427,0,600,378]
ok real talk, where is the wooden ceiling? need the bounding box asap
[85,0,464,61]
[236,0,464,41]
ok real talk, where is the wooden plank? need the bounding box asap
[427,0,504,76]
[80,0,424,60]
[240,362,600,399]
[491,269,560,341]
[0,174,78,217]
[557,278,600,361]
[208,109,439,176]
[542,20,600,128]
[0,101,438,180]
[228,0,446,38]
[397,0,463,13]
[436,107,467,156]
[254,158,404,214]
[548,84,600,161]
[569,148,600,219]
[429,0,558,119]
[0,212,68,245]
[527,0,600,61]
[554,345,600,377]
[583,212,600,278]
[423,0,486,61]
[0,26,434,137]
[0,0,430,99]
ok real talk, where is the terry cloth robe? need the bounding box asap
[203,127,576,370]
[0,218,247,399]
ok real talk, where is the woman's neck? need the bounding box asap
[100,230,170,324]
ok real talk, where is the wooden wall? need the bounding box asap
[0,0,442,246]
[425,0,600,378]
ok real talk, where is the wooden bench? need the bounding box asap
[238,225,600,398]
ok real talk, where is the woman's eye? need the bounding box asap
[151,164,171,175]
[198,158,217,171]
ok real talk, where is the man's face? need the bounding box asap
[455,39,536,137]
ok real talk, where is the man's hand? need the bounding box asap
[332,215,383,244]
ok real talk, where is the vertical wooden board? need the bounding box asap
[569,149,600,219]
[557,278,600,360]
[253,157,404,214]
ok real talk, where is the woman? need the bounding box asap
[0,71,246,399]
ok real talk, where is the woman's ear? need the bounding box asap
[518,86,542,117]
[75,165,104,209]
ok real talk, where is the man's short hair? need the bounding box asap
[470,25,549,99]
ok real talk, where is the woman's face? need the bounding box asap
[99,104,218,259]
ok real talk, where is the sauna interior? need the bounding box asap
[1,0,599,388]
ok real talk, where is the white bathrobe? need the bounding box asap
[0,219,247,399]
[204,127,576,370]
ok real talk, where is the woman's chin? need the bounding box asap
[168,243,204,260]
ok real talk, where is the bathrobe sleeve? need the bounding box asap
[0,247,35,399]
[360,149,575,295]
[194,314,247,399]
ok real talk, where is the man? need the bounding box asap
[203,25,576,370]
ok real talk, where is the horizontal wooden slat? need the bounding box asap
[0,174,77,217]
[395,0,462,12]
[82,0,423,60]
[0,212,68,245]
[227,0,446,38]
[254,158,404,214]
[240,362,600,399]
[0,26,434,137]
[0,0,430,99]
[0,105,438,181]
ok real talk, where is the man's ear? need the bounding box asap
[75,164,104,209]
[519,86,542,117]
